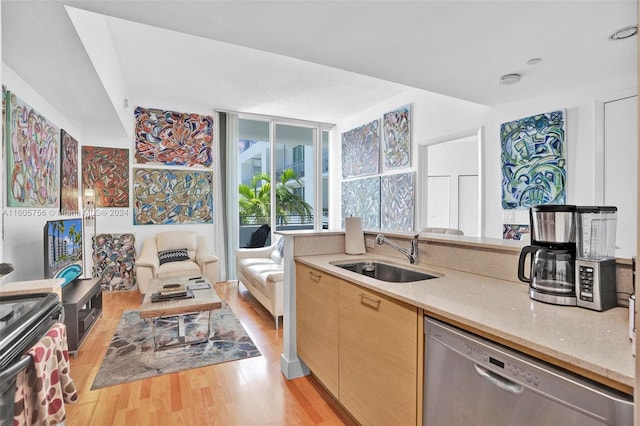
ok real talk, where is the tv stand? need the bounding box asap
[62,277,102,355]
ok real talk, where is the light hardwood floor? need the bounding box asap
[65,281,356,426]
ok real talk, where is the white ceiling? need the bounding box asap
[2,0,637,139]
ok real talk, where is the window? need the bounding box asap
[237,118,330,247]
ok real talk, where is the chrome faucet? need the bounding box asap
[375,234,420,264]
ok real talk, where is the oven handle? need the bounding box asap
[0,355,32,384]
[474,363,524,395]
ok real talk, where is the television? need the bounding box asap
[43,218,83,287]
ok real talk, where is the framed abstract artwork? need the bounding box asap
[6,91,59,207]
[134,106,213,167]
[381,172,415,231]
[341,176,380,229]
[93,233,136,291]
[501,110,566,209]
[60,129,79,215]
[383,105,411,171]
[133,168,213,225]
[82,146,130,207]
[341,119,380,178]
[503,224,530,241]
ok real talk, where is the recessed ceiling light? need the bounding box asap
[610,25,637,40]
[526,58,542,65]
[498,73,521,85]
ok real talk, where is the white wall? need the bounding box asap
[3,65,83,282]
[2,65,218,283]
[330,80,637,242]
[330,88,490,231]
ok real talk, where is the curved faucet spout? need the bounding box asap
[375,234,419,264]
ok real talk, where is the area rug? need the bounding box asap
[91,302,260,389]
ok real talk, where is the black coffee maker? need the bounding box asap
[517,205,577,306]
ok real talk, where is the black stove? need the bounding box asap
[0,292,63,426]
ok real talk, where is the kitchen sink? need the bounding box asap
[331,261,439,283]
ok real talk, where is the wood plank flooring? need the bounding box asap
[65,281,356,426]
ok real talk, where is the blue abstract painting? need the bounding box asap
[381,172,415,231]
[501,110,566,209]
[383,105,411,171]
[133,168,213,225]
[342,177,380,229]
[341,120,380,178]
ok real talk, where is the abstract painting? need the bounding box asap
[60,129,79,215]
[133,168,213,225]
[381,172,415,231]
[501,110,566,209]
[6,91,59,207]
[503,224,530,241]
[383,105,411,171]
[342,119,380,178]
[342,177,380,229]
[93,233,136,291]
[134,106,213,167]
[82,146,130,207]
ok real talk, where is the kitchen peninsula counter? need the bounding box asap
[295,252,634,394]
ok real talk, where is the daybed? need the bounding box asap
[235,239,283,329]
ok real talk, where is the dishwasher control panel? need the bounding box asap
[462,341,541,388]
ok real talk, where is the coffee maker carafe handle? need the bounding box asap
[518,245,539,283]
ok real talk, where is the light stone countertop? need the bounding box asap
[0,278,65,299]
[295,252,634,394]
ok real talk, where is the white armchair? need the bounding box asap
[135,231,219,295]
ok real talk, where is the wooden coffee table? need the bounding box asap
[140,277,222,350]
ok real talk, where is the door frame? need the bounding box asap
[593,87,637,204]
[417,127,484,235]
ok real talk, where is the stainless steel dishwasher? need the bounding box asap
[424,317,633,426]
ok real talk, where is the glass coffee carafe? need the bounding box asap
[518,205,578,306]
[519,247,575,294]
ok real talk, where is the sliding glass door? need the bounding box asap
[274,124,314,231]
[237,117,329,248]
[238,119,272,248]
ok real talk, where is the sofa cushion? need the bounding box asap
[158,248,190,265]
[238,258,276,269]
[244,263,284,293]
[157,260,201,279]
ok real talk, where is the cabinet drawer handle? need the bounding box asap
[359,293,381,307]
[308,272,322,282]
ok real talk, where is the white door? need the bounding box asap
[603,95,637,258]
[424,135,479,236]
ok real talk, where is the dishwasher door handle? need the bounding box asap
[474,363,524,395]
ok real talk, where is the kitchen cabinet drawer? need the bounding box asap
[339,281,419,426]
[296,263,340,395]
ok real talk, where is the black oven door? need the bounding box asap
[0,293,64,426]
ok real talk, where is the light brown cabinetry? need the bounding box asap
[339,280,418,425]
[296,263,340,395]
[295,262,420,425]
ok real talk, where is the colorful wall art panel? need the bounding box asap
[93,233,136,291]
[383,105,411,171]
[134,106,213,167]
[341,177,380,229]
[133,168,213,225]
[341,119,380,178]
[82,146,130,207]
[381,172,415,231]
[503,224,530,241]
[501,110,566,209]
[6,91,59,207]
[60,129,79,215]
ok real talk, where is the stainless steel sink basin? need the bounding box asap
[332,261,438,283]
